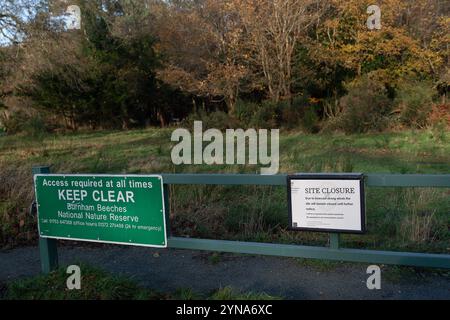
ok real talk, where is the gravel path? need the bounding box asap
[1,245,449,300]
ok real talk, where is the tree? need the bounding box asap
[17,0,164,129]
[297,0,446,118]
[154,0,251,114]
[236,0,321,103]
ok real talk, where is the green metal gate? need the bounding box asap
[33,166,450,273]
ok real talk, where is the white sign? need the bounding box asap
[288,175,365,233]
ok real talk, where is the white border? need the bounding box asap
[33,174,168,248]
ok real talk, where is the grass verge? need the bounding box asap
[2,263,281,300]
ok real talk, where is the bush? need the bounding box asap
[249,100,281,129]
[428,104,449,129]
[0,110,28,134]
[0,110,47,137]
[182,110,240,130]
[24,115,47,137]
[279,96,321,132]
[279,102,301,129]
[234,100,259,125]
[235,97,322,131]
[395,82,435,128]
[234,99,280,129]
[235,99,309,129]
[301,106,320,133]
[5,264,160,300]
[326,75,392,134]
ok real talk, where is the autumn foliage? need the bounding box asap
[0,0,448,133]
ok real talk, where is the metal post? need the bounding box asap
[163,184,171,238]
[329,233,341,250]
[32,165,59,273]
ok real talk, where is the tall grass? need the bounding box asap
[399,189,446,244]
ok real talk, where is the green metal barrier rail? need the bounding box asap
[32,166,450,273]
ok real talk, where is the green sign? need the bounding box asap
[34,174,167,248]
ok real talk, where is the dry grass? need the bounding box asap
[0,162,37,246]
[399,189,443,244]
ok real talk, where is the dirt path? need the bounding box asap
[0,245,449,300]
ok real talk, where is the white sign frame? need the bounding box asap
[287,173,366,234]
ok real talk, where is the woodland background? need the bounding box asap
[0,0,449,134]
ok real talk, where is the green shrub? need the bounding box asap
[229,99,281,129]
[279,95,321,132]
[300,104,320,133]
[327,75,392,134]
[24,115,47,137]
[395,82,435,128]
[0,110,48,137]
[234,98,320,130]
[4,264,161,300]
[249,100,281,129]
[236,99,299,129]
[430,120,447,143]
[234,100,259,125]
[279,103,301,129]
[209,286,280,300]
[1,110,27,134]
[182,110,240,130]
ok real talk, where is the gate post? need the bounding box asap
[32,166,59,273]
[329,233,340,250]
[163,184,171,237]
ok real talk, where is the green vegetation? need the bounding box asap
[4,264,158,300]
[208,287,281,301]
[2,264,279,300]
[382,265,450,284]
[0,129,448,253]
[294,259,450,281]
[295,258,351,272]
